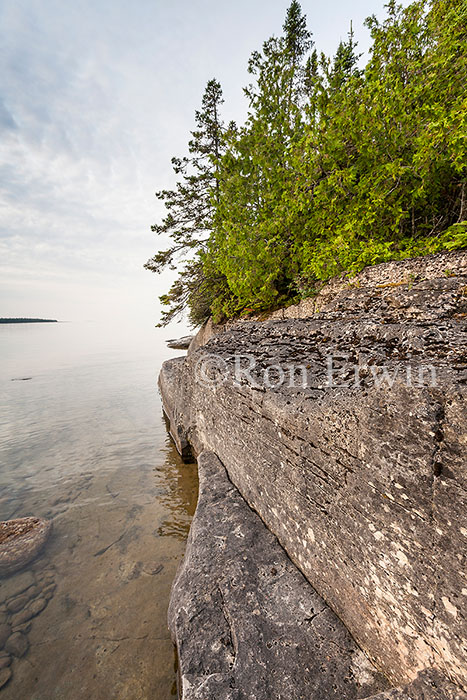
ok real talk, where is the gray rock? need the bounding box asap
[10,596,47,627]
[42,582,56,598]
[0,654,11,669]
[166,335,194,350]
[10,609,31,627]
[5,631,28,657]
[0,667,11,689]
[38,571,55,585]
[25,584,40,599]
[160,250,467,693]
[13,621,31,635]
[169,451,389,700]
[7,594,28,613]
[27,596,47,616]
[0,517,52,577]
[0,570,35,604]
[365,670,467,699]
[187,319,217,355]
[0,623,11,649]
[142,563,163,576]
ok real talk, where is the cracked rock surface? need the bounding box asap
[365,670,466,700]
[169,451,389,700]
[160,251,467,693]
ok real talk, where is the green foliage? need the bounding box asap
[290,0,467,289]
[144,79,230,326]
[147,0,467,325]
[209,1,313,317]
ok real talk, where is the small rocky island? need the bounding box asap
[160,250,467,700]
[0,319,58,324]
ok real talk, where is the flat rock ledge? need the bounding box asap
[169,452,466,700]
[169,451,390,700]
[167,336,194,350]
[161,250,467,694]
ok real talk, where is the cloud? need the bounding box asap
[0,0,410,322]
[0,97,17,131]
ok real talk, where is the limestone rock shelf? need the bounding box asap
[365,670,466,700]
[169,451,389,700]
[161,251,467,699]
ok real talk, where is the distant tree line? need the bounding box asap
[145,0,467,326]
[0,318,57,324]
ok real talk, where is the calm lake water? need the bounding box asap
[0,321,198,699]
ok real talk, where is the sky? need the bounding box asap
[0,0,408,328]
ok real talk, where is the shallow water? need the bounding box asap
[0,321,197,699]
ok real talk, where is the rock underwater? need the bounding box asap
[0,518,52,578]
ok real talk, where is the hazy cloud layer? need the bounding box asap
[0,0,405,323]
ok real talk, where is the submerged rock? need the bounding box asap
[5,631,28,658]
[0,571,34,603]
[0,623,11,649]
[0,517,52,578]
[26,597,47,617]
[0,655,11,670]
[0,667,11,689]
[10,597,47,627]
[6,595,28,613]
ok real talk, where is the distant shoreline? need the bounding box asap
[0,318,58,324]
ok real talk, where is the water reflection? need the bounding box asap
[155,434,198,540]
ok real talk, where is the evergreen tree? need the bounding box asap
[283,0,313,65]
[144,78,228,326]
[295,0,466,285]
[209,1,314,317]
[147,0,466,326]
